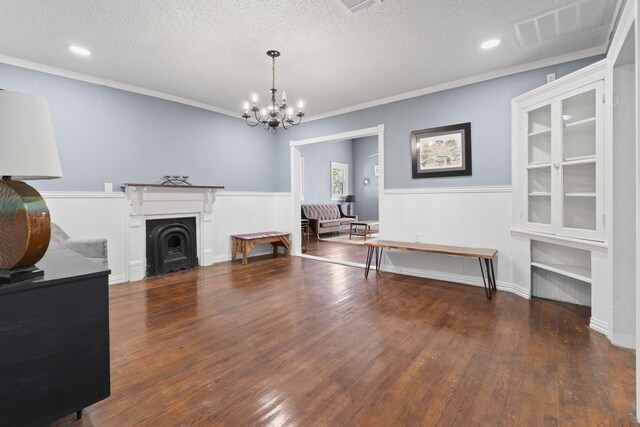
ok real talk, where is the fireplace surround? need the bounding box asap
[123,184,223,282]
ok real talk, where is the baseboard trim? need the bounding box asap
[382,264,528,299]
[612,333,636,350]
[108,274,127,285]
[590,317,609,336]
[496,282,531,299]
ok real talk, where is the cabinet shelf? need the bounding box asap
[564,155,596,162]
[562,157,596,166]
[531,261,591,284]
[528,128,551,137]
[564,116,596,129]
[564,192,596,197]
[529,192,551,196]
[527,162,552,169]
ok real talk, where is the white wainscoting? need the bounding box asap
[212,192,293,263]
[43,192,128,284]
[42,191,293,284]
[380,187,525,296]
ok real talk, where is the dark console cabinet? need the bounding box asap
[0,243,111,426]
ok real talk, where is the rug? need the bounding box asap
[319,233,379,245]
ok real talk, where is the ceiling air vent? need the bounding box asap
[334,0,382,14]
[512,0,612,47]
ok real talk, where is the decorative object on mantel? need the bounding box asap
[344,195,356,216]
[411,122,472,178]
[0,90,62,284]
[241,50,305,133]
[161,175,191,186]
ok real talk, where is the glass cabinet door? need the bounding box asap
[526,105,552,227]
[560,86,600,235]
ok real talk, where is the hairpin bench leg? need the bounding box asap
[489,258,497,291]
[365,246,374,278]
[376,247,383,272]
[478,258,492,299]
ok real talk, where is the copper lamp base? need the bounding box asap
[0,179,51,284]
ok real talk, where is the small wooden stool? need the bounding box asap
[231,231,291,265]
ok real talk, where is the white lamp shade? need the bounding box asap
[0,91,62,180]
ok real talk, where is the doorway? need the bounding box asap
[611,22,636,349]
[289,125,384,267]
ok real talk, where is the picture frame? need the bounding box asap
[411,122,472,178]
[330,162,349,200]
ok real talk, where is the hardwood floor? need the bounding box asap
[304,234,369,264]
[51,255,636,426]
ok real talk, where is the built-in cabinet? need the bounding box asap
[511,60,610,336]
[521,77,604,241]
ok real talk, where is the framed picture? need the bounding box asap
[330,162,349,200]
[411,122,472,178]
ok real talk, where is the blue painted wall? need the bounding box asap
[352,136,379,220]
[274,56,603,191]
[1,56,601,193]
[0,63,275,191]
[300,138,353,203]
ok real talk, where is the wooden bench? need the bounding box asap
[364,239,498,299]
[231,231,291,265]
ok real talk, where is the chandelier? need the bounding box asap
[242,50,305,133]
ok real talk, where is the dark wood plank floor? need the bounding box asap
[52,254,636,426]
[304,234,369,264]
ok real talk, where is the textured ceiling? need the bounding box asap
[0,0,619,118]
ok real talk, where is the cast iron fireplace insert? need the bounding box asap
[146,217,198,277]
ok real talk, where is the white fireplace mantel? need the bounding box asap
[123,184,224,281]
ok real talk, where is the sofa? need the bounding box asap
[51,223,109,268]
[301,204,357,238]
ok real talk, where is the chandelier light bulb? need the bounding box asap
[282,91,287,101]
[243,101,249,111]
[298,100,304,110]
[251,93,258,104]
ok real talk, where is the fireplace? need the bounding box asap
[146,217,198,277]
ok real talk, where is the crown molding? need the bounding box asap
[606,0,636,63]
[302,46,606,123]
[1,44,605,124]
[0,54,241,119]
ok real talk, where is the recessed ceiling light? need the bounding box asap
[481,39,501,49]
[69,45,91,56]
